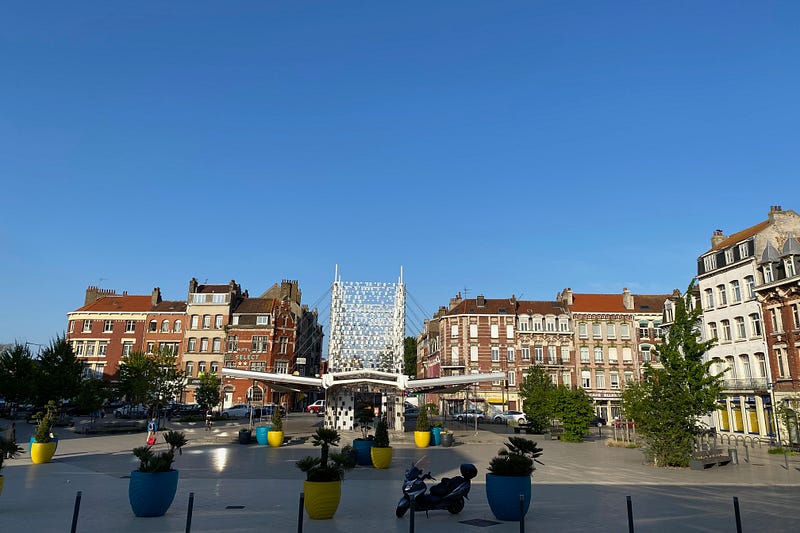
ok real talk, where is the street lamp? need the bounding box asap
[767,381,782,446]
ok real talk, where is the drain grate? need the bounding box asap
[226,505,246,510]
[460,518,502,527]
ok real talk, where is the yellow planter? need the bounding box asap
[267,430,284,447]
[303,480,342,519]
[414,431,431,448]
[31,441,58,464]
[370,446,392,469]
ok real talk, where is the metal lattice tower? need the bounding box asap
[328,266,406,373]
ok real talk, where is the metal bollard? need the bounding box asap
[519,493,525,533]
[733,496,742,533]
[70,491,82,533]
[626,495,635,533]
[297,492,304,533]
[728,448,738,465]
[185,492,194,533]
[784,451,790,470]
[409,495,415,533]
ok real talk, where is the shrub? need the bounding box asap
[296,428,355,482]
[416,404,430,432]
[271,408,283,431]
[132,430,187,472]
[34,401,58,443]
[487,437,543,477]
[373,415,390,448]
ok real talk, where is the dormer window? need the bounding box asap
[725,248,735,264]
[763,264,774,283]
[703,254,717,271]
[738,242,750,258]
[785,258,796,278]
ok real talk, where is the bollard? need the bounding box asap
[70,491,82,533]
[733,496,742,533]
[744,444,750,463]
[784,451,789,470]
[409,495,415,533]
[297,492,304,533]
[728,448,738,465]
[185,492,194,533]
[519,493,525,533]
[626,495,635,533]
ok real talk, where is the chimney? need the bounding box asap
[768,205,785,223]
[151,287,162,306]
[557,288,573,306]
[85,285,116,306]
[189,277,198,295]
[477,294,486,307]
[672,288,682,298]
[622,288,634,310]
[711,229,727,248]
[449,292,463,311]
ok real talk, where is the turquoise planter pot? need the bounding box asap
[129,470,179,517]
[485,473,531,521]
[255,425,272,445]
[430,427,442,446]
[352,439,375,466]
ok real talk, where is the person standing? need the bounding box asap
[146,418,157,444]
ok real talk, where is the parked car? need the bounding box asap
[493,410,527,424]
[403,404,420,418]
[221,404,251,419]
[167,404,203,418]
[253,403,285,418]
[114,404,148,419]
[305,400,325,415]
[453,409,485,422]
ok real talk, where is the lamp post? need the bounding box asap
[768,381,782,446]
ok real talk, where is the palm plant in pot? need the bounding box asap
[129,430,188,517]
[370,415,392,469]
[485,436,543,521]
[267,408,284,447]
[296,427,356,519]
[0,435,24,496]
[31,401,58,464]
[414,404,431,448]
[352,402,375,465]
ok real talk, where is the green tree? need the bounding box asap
[0,343,36,408]
[518,365,555,433]
[116,346,184,415]
[76,378,111,417]
[622,280,722,467]
[404,336,417,377]
[552,386,594,442]
[33,336,84,407]
[194,372,221,412]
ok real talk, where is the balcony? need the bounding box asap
[722,377,768,391]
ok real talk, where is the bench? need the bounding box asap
[549,427,564,440]
[513,422,533,434]
[75,419,146,434]
[689,455,732,470]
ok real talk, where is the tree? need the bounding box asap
[518,365,555,433]
[403,336,417,377]
[33,336,84,407]
[76,378,111,417]
[0,343,36,408]
[551,386,594,442]
[194,372,221,413]
[116,346,184,415]
[622,280,722,467]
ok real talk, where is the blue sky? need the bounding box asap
[2,1,798,346]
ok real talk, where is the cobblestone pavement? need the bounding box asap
[1,414,797,532]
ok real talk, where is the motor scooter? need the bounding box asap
[396,461,477,518]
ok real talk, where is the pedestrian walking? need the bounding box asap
[205,411,213,431]
[147,418,157,445]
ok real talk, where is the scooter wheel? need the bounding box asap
[396,498,410,518]
[447,498,465,514]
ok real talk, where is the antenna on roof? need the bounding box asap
[462,287,469,299]
[98,277,107,287]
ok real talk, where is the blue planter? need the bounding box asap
[352,439,375,466]
[485,473,531,521]
[430,427,442,446]
[255,425,272,445]
[129,470,179,517]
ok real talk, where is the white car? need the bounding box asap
[493,410,527,424]
[221,404,251,418]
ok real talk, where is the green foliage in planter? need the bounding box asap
[296,428,356,482]
[487,437,543,477]
[415,404,430,431]
[373,415,390,448]
[0,435,23,472]
[132,430,187,472]
[271,408,283,431]
[34,401,58,443]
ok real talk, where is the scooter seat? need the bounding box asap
[430,476,465,497]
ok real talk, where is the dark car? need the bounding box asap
[590,416,607,426]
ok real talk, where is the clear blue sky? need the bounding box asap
[2,1,798,346]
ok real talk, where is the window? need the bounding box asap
[721,320,731,341]
[581,370,591,388]
[725,356,737,378]
[521,346,530,361]
[705,289,715,309]
[232,315,240,326]
[174,320,181,333]
[507,348,515,362]
[561,346,570,363]
[146,342,154,354]
[708,322,718,339]
[756,353,767,378]
[200,338,209,352]
[548,346,557,364]
[703,254,717,271]
[608,347,618,363]
[95,364,105,378]
[212,338,221,353]
[769,308,782,333]
[740,354,751,378]
[469,345,478,362]
[517,318,529,331]
[595,371,605,389]
[653,325,662,338]
[562,372,572,388]
[252,336,268,352]
[161,320,169,332]
[745,276,755,299]
[594,346,603,363]
[202,315,211,329]
[624,371,634,383]
[639,325,649,338]
[491,346,500,362]
[250,361,266,372]
[185,362,194,376]
[279,337,288,354]
[210,361,219,373]
[764,264,774,283]
[738,242,750,259]
[640,346,651,363]
[275,361,288,374]
[610,371,620,389]
[793,304,800,329]
[68,320,74,333]
[227,335,238,351]
[162,342,178,355]
[606,323,616,339]
[215,315,223,329]
[83,320,92,333]
[579,346,589,363]
[507,370,516,386]
[490,324,499,339]
[717,284,728,306]
[578,322,588,338]
[191,315,199,329]
[787,258,797,278]
[469,324,478,338]
[559,318,570,332]
[257,315,269,325]
[592,323,602,339]
[98,342,107,356]
[74,341,84,356]
[731,280,741,303]
[620,323,630,339]
[535,345,544,363]
[622,347,633,363]
[775,348,787,378]
[545,318,556,332]
[452,347,460,364]
[122,341,133,356]
[148,320,157,332]
[198,361,207,374]
[725,248,735,264]
[749,313,762,337]
[506,324,514,339]
[533,317,543,332]
[451,325,458,338]
[125,320,136,333]
[735,317,746,339]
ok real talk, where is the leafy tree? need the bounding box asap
[551,386,594,442]
[518,365,555,433]
[194,372,221,413]
[0,343,36,407]
[116,346,184,416]
[76,378,111,417]
[33,336,84,407]
[622,280,722,467]
[403,336,417,377]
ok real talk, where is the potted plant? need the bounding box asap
[431,421,443,446]
[267,408,284,447]
[31,401,58,464]
[370,415,392,469]
[440,428,454,448]
[128,430,188,517]
[414,404,431,448]
[352,403,375,465]
[296,428,356,519]
[485,436,543,521]
[0,434,23,496]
